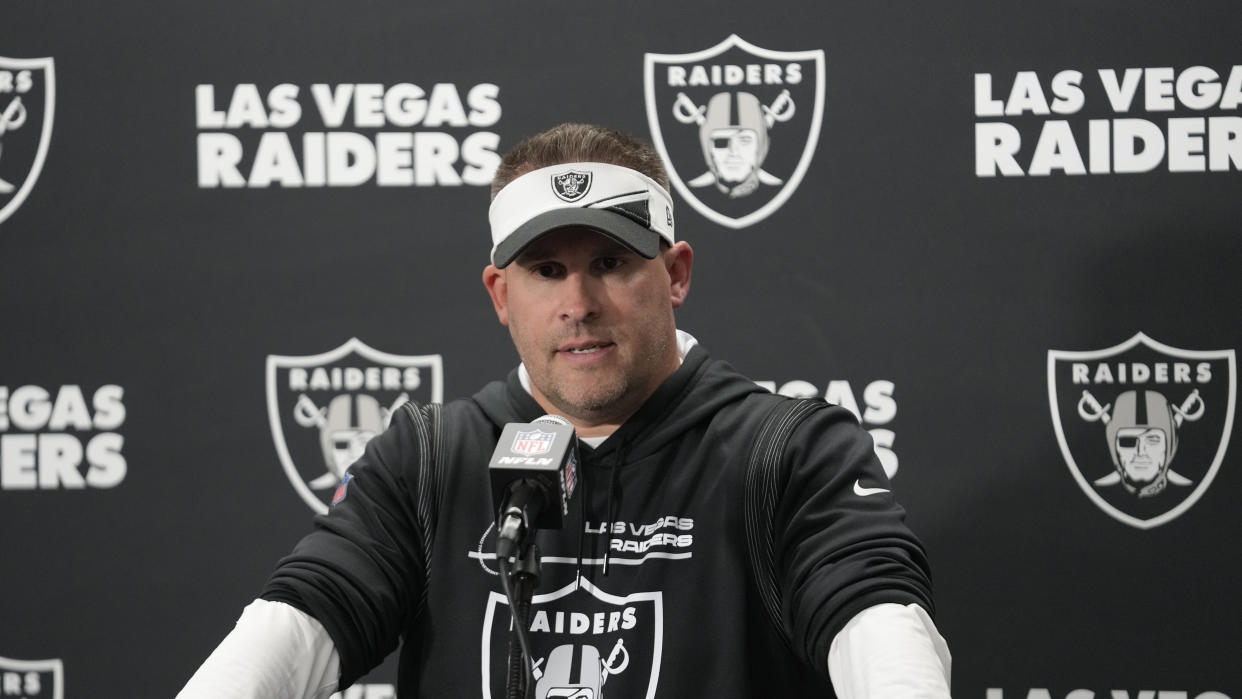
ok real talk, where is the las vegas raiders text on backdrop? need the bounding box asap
[987,689,1232,699]
[195,81,502,188]
[0,385,126,490]
[975,64,1242,176]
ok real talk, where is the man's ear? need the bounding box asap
[482,265,510,326]
[665,241,694,309]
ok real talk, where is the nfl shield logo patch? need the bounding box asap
[644,35,824,229]
[512,429,556,456]
[1048,332,1236,528]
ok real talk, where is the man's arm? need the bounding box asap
[177,599,340,699]
[768,402,948,691]
[259,402,437,686]
[827,602,952,698]
[181,402,435,694]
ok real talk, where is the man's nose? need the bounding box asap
[558,272,599,322]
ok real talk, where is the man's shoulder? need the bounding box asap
[394,390,500,432]
[695,362,862,442]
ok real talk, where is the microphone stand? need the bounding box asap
[505,538,541,699]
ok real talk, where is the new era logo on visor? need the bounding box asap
[552,170,592,202]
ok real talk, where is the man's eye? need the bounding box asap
[532,264,561,278]
[597,257,622,271]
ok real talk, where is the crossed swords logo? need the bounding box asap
[671,89,795,190]
[0,96,28,194]
[1076,388,1205,488]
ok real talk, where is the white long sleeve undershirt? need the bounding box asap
[177,599,340,699]
[179,599,950,697]
[827,602,953,698]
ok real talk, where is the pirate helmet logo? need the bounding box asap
[1080,388,1205,497]
[301,393,387,489]
[267,338,443,513]
[645,35,824,228]
[1048,333,1235,528]
[536,640,630,699]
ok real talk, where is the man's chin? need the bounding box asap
[538,380,628,417]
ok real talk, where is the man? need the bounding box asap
[180,123,951,698]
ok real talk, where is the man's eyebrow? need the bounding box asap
[513,241,561,264]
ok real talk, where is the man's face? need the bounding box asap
[1115,426,1168,483]
[483,228,692,434]
[709,127,759,183]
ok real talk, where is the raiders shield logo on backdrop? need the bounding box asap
[0,655,64,699]
[481,579,663,699]
[266,338,443,513]
[644,35,824,229]
[0,57,55,226]
[1048,332,1236,529]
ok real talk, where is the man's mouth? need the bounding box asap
[559,341,613,355]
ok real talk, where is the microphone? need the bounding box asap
[488,415,580,558]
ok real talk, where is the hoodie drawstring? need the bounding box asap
[602,447,624,576]
[575,446,587,589]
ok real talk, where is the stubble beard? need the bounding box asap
[518,323,676,426]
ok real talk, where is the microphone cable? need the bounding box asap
[497,551,536,699]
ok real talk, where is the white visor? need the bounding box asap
[488,162,675,268]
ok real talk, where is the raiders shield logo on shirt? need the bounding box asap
[481,579,663,699]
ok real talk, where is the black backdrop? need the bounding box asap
[2,3,1239,697]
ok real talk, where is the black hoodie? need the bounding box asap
[263,343,934,698]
